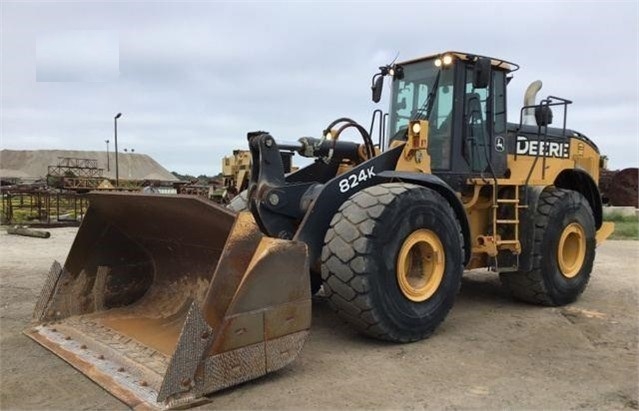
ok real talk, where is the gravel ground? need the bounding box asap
[1,227,637,410]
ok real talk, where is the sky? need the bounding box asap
[1,1,638,175]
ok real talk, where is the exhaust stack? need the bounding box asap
[523,80,543,125]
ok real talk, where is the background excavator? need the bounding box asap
[26,51,614,409]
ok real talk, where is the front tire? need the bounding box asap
[500,187,596,306]
[321,183,464,342]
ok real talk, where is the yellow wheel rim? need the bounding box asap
[557,222,586,278]
[396,229,445,302]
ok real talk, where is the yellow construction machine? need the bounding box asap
[26,51,614,409]
[221,149,252,193]
[221,148,296,195]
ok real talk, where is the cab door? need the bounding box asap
[461,67,508,176]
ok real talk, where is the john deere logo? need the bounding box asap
[495,136,505,152]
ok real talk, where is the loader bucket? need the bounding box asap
[24,192,311,409]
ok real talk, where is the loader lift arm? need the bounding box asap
[246,131,471,267]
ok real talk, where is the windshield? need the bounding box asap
[389,59,455,169]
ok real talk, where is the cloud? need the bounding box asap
[1,1,637,174]
[36,30,119,82]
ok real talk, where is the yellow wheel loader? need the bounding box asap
[25,51,614,409]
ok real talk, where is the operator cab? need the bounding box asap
[381,52,518,190]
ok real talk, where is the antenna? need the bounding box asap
[390,51,400,66]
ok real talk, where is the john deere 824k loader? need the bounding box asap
[26,51,614,409]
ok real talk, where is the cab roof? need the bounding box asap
[398,51,519,72]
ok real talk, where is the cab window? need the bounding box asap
[389,60,455,170]
[462,68,507,173]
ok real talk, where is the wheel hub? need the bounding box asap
[396,229,445,302]
[557,222,586,278]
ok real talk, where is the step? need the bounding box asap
[497,240,520,245]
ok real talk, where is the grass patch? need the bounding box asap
[604,211,638,223]
[604,212,639,240]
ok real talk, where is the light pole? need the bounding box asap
[114,113,122,186]
[105,139,110,171]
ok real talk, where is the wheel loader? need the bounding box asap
[25,51,614,409]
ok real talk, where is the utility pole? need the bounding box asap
[105,139,110,171]
[114,113,122,186]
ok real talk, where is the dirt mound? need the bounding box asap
[0,149,178,182]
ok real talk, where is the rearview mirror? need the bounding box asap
[535,105,553,126]
[372,75,384,103]
[473,57,492,89]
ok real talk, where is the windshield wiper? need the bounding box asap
[412,70,442,122]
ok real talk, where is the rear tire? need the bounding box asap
[321,183,464,342]
[500,187,596,306]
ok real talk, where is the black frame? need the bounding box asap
[246,132,471,267]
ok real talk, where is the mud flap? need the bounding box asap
[25,193,311,409]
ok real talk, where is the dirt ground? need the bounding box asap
[1,227,637,410]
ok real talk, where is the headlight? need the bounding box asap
[411,122,422,134]
[434,58,442,67]
[442,54,453,65]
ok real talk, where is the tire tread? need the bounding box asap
[500,187,593,306]
[321,183,464,342]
